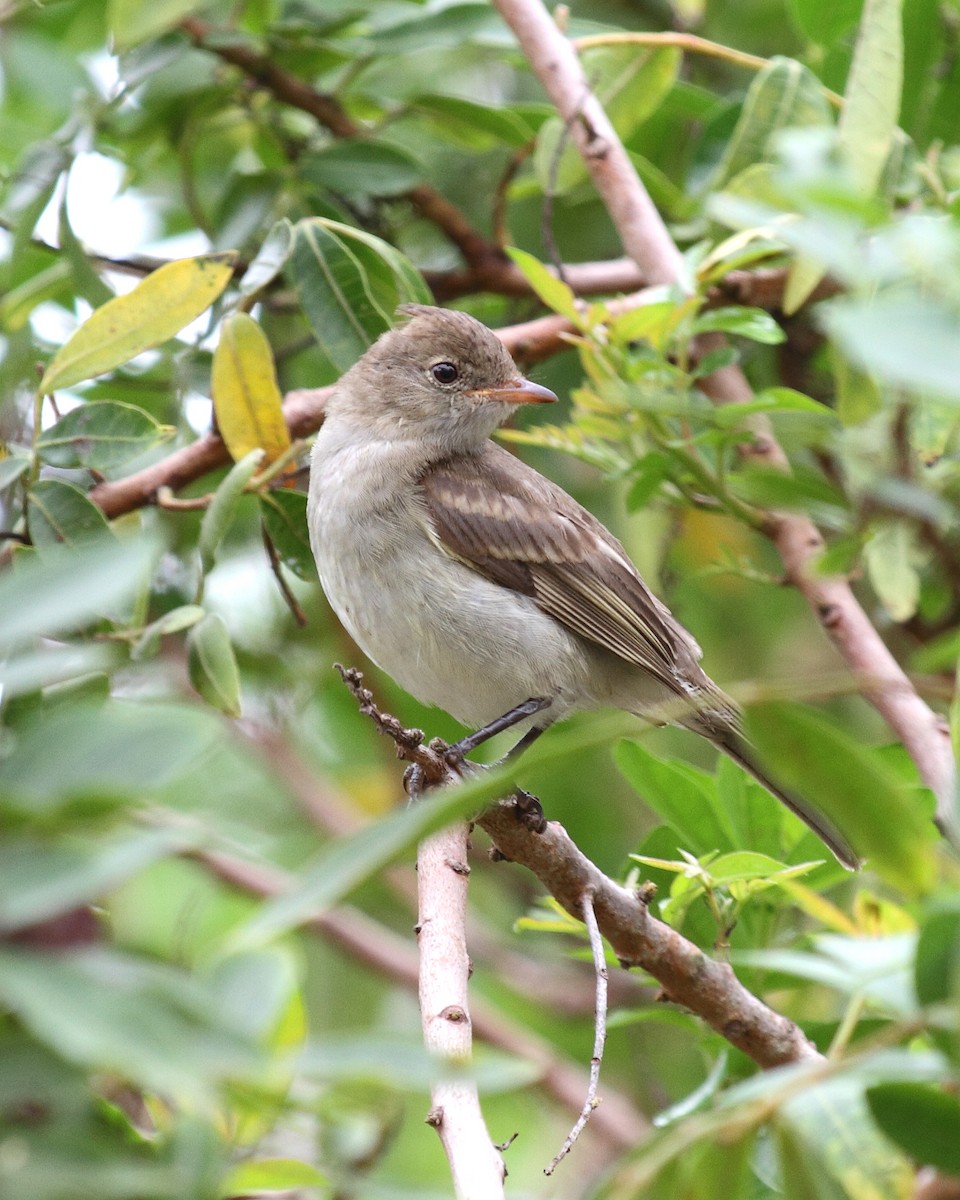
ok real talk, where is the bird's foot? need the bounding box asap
[435,737,481,777]
[511,788,547,834]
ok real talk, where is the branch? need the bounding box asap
[179,17,499,269]
[492,0,956,828]
[86,293,658,519]
[417,823,506,1198]
[193,846,649,1151]
[545,888,608,1175]
[478,800,820,1070]
[341,673,822,1072]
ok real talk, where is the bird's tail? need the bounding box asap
[710,727,861,871]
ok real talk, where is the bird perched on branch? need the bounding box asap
[307,304,858,869]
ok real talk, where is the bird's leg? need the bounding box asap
[444,696,552,766]
[501,722,547,762]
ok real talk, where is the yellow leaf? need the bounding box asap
[211,313,291,465]
[777,879,859,934]
[783,255,826,316]
[40,254,235,393]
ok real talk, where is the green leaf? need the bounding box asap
[693,306,785,344]
[625,451,671,511]
[822,294,960,402]
[36,401,175,474]
[0,454,30,491]
[108,0,206,49]
[0,829,189,933]
[369,3,505,52]
[915,901,960,1006]
[788,0,861,46]
[0,643,118,699]
[782,255,828,316]
[777,1077,914,1200]
[187,613,242,717]
[744,702,937,894]
[711,386,833,428]
[303,139,424,197]
[39,254,235,393]
[912,396,959,465]
[838,0,904,196]
[259,490,316,581]
[412,94,537,149]
[0,700,221,817]
[615,742,733,857]
[27,480,113,552]
[534,47,680,195]
[727,463,849,526]
[198,449,264,577]
[220,1158,328,1196]
[0,260,73,331]
[866,1083,960,1174]
[863,523,920,622]
[706,851,807,885]
[505,247,580,322]
[212,314,290,466]
[712,57,833,190]
[829,342,884,425]
[238,220,294,300]
[0,947,262,1104]
[0,536,159,652]
[132,604,206,661]
[286,217,429,373]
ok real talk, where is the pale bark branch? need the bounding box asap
[417,824,506,1199]
[492,0,956,828]
[545,888,608,1175]
[192,845,649,1151]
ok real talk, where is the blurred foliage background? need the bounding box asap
[1,0,960,1197]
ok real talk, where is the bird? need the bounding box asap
[307,303,859,869]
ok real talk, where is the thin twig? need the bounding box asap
[155,487,212,511]
[545,888,608,1175]
[571,31,843,106]
[261,521,307,627]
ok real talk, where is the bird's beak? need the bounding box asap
[466,378,558,406]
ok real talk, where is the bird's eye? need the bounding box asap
[431,361,459,385]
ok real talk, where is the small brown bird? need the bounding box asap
[307,304,858,869]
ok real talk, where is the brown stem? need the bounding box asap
[492,0,956,826]
[479,800,821,1070]
[179,17,497,267]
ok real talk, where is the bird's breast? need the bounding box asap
[307,434,592,727]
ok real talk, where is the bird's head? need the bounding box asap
[327,305,557,451]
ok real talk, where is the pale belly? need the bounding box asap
[315,516,592,728]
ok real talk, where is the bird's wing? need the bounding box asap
[419,444,703,694]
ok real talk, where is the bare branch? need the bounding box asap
[545,888,608,1175]
[479,799,821,1070]
[340,672,822,1071]
[492,0,684,286]
[418,824,507,1198]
